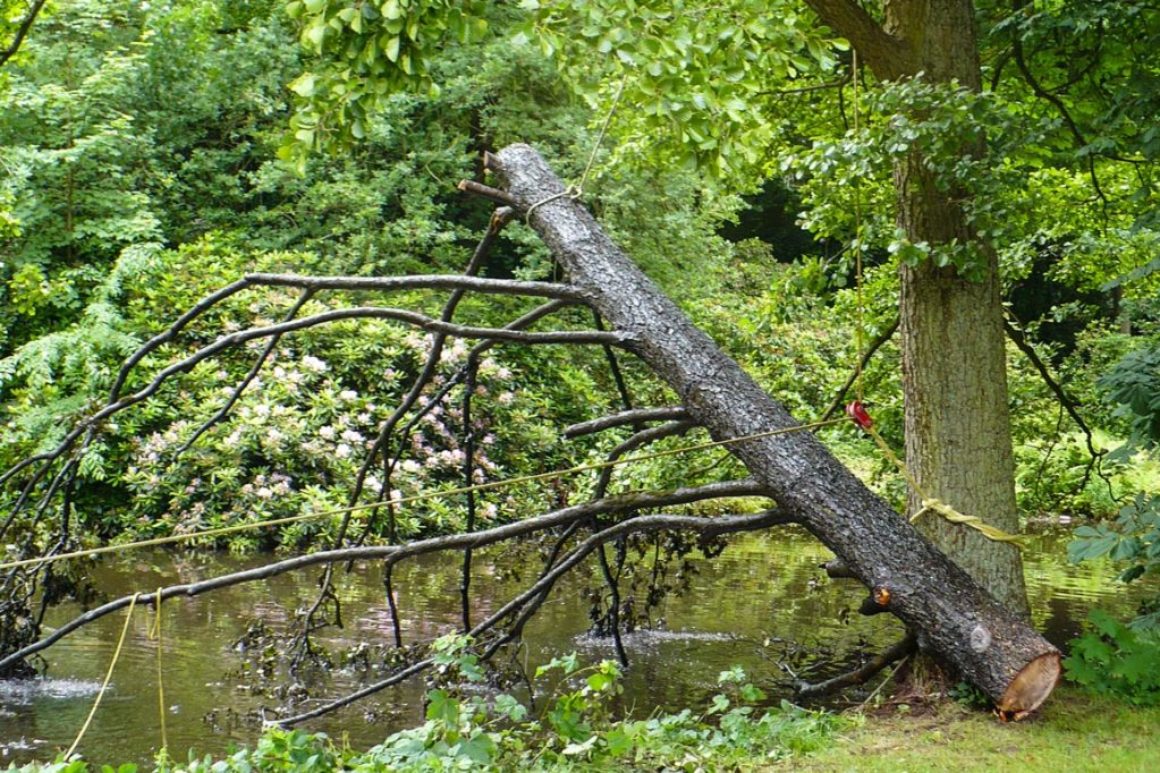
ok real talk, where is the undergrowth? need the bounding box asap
[7,636,851,772]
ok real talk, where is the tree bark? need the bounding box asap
[807,0,1031,615]
[490,143,1058,715]
[888,0,1029,617]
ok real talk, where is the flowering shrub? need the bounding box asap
[113,318,536,549]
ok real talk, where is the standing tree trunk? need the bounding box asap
[491,143,1058,714]
[807,0,1029,615]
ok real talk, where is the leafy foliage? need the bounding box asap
[1069,493,1160,590]
[1064,610,1160,706]
[281,0,491,171]
[4,637,850,770]
[1099,344,1160,455]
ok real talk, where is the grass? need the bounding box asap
[795,686,1160,772]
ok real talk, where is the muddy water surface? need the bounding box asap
[0,527,1149,766]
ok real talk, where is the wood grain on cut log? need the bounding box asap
[489,144,1060,714]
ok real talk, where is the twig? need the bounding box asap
[858,652,912,710]
[174,289,316,456]
[1003,316,1121,504]
[0,0,48,67]
[275,507,794,726]
[759,72,853,97]
[346,299,577,551]
[457,179,517,206]
[564,407,691,439]
[108,279,253,402]
[796,633,917,697]
[244,272,583,302]
[1,308,625,493]
[593,421,696,498]
[1002,317,1105,468]
[460,358,479,632]
[587,419,696,665]
[338,210,512,548]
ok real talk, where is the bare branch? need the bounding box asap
[821,558,858,580]
[593,310,635,412]
[109,279,252,401]
[1,279,253,491]
[795,633,917,697]
[587,417,697,666]
[0,479,768,673]
[759,72,852,97]
[340,299,579,555]
[245,272,586,302]
[0,0,48,68]
[1009,0,1109,211]
[1002,318,1100,461]
[460,357,480,632]
[593,420,696,500]
[457,179,518,206]
[1,306,625,494]
[342,213,516,544]
[802,0,913,80]
[274,657,437,726]
[1003,316,1117,500]
[276,507,794,726]
[215,308,627,351]
[378,300,576,480]
[174,289,316,457]
[563,407,691,439]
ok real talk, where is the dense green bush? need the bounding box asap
[1064,610,1160,706]
[1100,343,1160,456]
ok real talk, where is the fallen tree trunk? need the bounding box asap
[490,144,1059,715]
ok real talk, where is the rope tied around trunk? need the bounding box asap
[844,55,1021,548]
[526,75,627,224]
[845,401,1025,546]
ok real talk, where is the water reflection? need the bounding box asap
[0,526,1152,765]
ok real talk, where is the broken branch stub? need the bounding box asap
[489,143,1060,714]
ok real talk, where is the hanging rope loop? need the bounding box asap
[525,75,627,224]
[67,593,141,758]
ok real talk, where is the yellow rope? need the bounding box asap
[911,498,1025,544]
[0,418,845,573]
[66,592,140,758]
[852,49,866,403]
[149,586,168,752]
[860,422,1025,546]
[843,55,1018,547]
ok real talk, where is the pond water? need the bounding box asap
[0,526,1152,766]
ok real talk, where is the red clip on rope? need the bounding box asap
[845,401,873,430]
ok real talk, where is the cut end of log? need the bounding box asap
[996,651,1061,719]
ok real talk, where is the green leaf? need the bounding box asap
[289,73,317,97]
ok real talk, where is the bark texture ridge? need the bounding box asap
[490,143,1059,713]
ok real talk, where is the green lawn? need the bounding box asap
[797,687,1160,772]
